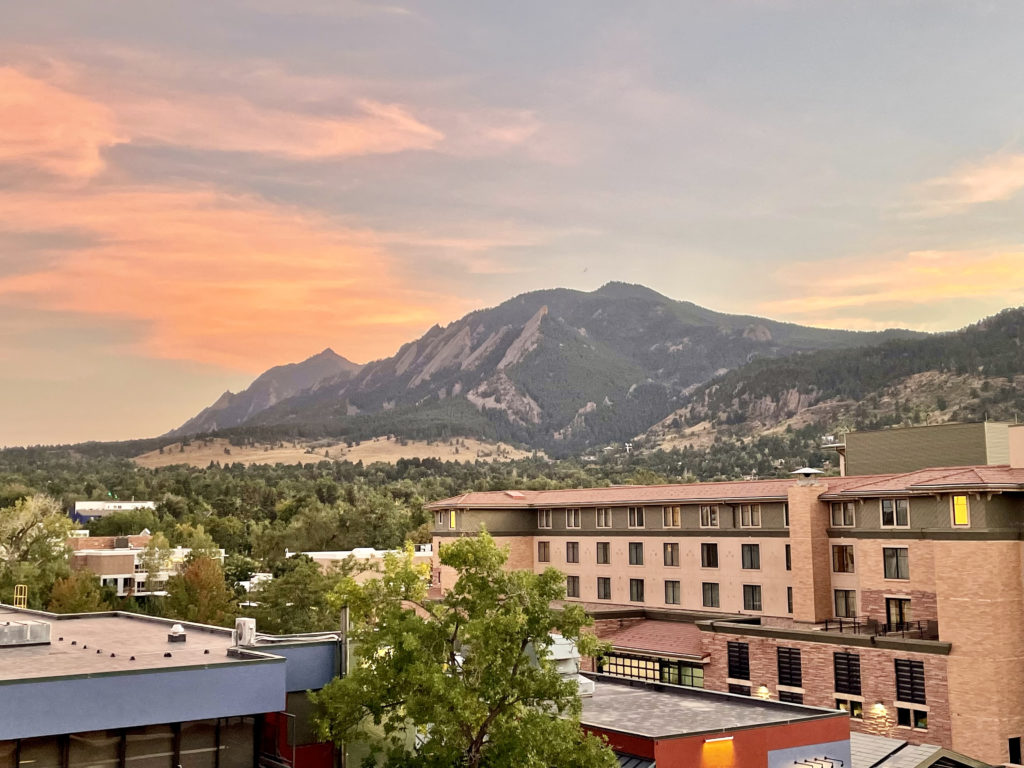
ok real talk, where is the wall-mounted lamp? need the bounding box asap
[705,736,734,743]
[755,685,771,700]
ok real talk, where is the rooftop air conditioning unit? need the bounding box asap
[235,617,257,646]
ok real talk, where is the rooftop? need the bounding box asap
[579,675,842,739]
[599,619,706,660]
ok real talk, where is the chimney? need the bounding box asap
[1010,425,1024,468]
[787,471,833,624]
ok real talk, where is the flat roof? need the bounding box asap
[579,676,843,739]
[0,609,255,683]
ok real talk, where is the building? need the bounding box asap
[68,533,224,597]
[295,544,433,584]
[0,606,340,768]
[71,500,157,524]
[426,423,1024,766]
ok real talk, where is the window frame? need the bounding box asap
[883,547,910,580]
[596,576,611,600]
[449,510,456,529]
[830,501,856,527]
[565,508,581,529]
[777,647,802,688]
[565,575,580,598]
[664,579,681,605]
[727,641,750,680]
[702,581,720,608]
[699,505,719,528]
[951,494,970,527]
[537,509,552,529]
[895,658,927,705]
[662,505,681,528]
[596,541,610,565]
[785,543,792,571]
[596,507,613,528]
[537,541,550,563]
[832,544,855,573]
[739,504,761,528]
[700,542,719,568]
[742,584,763,611]
[834,589,857,618]
[741,543,760,570]
[663,542,680,567]
[833,651,862,696]
[880,498,910,528]
[628,506,646,529]
[629,578,645,603]
[565,541,579,564]
[628,541,644,566]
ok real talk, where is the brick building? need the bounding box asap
[427,423,1024,766]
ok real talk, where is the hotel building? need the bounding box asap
[427,423,1024,766]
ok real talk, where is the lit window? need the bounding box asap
[449,510,456,529]
[897,707,928,730]
[836,698,863,719]
[881,498,909,527]
[952,495,970,526]
[700,505,719,528]
[662,505,681,528]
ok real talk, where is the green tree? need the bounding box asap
[175,523,222,561]
[250,555,351,634]
[0,494,72,607]
[164,557,236,626]
[312,532,615,768]
[138,532,172,592]
[48,571,110,613]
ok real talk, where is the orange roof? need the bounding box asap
[426,465,1024,509]
[601,620,707,660]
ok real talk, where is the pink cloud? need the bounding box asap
[909,153,1024,216]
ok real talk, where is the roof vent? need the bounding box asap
[504,490,525,499]
[791,467,824,487]
[168,623,187,643]
[0,620,51,647]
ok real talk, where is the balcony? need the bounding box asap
[819,617,939,641]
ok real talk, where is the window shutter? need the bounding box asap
[895,659,926,704]
[777,647,802,687]
[727,641,750,680]
[834,652,861,695]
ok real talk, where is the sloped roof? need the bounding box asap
[601,620,706,660]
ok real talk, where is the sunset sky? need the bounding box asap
[3,1,1024,446]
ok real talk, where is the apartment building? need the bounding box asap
[426,423,1024,766]
[71,500,156,524]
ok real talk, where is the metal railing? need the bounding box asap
[820,617,938,640]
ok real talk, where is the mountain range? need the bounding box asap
[168,282,933,454]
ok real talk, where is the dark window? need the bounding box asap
[629,578,645,602]
[835,589,857,618]
[537,541,550,562]
[628,507,645,528]
[628,542,644,565]
[883,547,909,579]
[702,582,719,608]
[596,541,610,564]
[597,577,611,600]
[783,503,789,527]
[727,641,750,680]
[897,707,928,730]
[787,586,793,614]
[741,543,760,570]
[895,659,926,705]
[598,652,704,688]
[1010,737,1022,765]
[778,690,803,704]
[743,584,762,611]
[566,542,579,563]
[832,545,855,573]
[834,652,862,695]
[663,542,679,566]
[830,501,855,527]
[701,542,718,568]
[664,580,680,604]
[882,498,909,527]
[728,684,751,696]
[777,647,802,687]
[566,575,579,598]
[785,544,791,571]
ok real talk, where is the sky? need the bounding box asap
[2,1,1024,446]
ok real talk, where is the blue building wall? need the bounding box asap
[258,642,339,692]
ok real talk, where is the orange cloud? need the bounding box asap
[0,67,124,179]
[758,249,1024,330]
[909,153,1024,216]
[0,185,476,370]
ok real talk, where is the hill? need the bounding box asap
[171,283,920,454]
[644,306,1024,450]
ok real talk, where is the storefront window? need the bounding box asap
[180,721,218,768]
[219,718,255,768]
[69,731,121,768]
[125,725,174,768]
[18,738,62,768]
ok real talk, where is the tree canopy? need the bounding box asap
[312,532,616,768]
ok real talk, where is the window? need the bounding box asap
[883,547,910,579]
[836,698,863,719]
[663,542,680,566]
[741,543,760,570]
[663,505,681,527]
[628,507,645,528]
[566,542,579,563]
[830,501,855,527]
[783,503,789,527]
[887,597,911,628]
[897,707,928,730]
[596,507,613,528]
[628,542,644,565]
[449,510,456,529]
[777,647,802,687]
[834,589,857,618]
[702,582,720,608]
[727,641,749,680]
[565,508,581,528]
[779,690,804,704]
[728,684,751,696]
[743,584,762,611]
[895,659,926,705]
[1010,737,1022,766]
[665,580,681,605]
[952,495,970,526]
[739,504,761,528]
[700,505,719,528]
[832,545,855,573]
[537,509,552,528]
[598,653,704,688]
[435,510,446,526]
[834,652,861,695]
[596,541,610,564]
[597,577,611,600]
[881,498,909,527]
[629,578,645,602]
[701,542,718,568]
[785,544,791,571]
[566,575,580,598]
[787,586,793,614]
[537,541,550,562]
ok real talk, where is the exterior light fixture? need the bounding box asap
[755,685,771,700]
[705,736,734,743]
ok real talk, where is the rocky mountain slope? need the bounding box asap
[171,283,921,453]
[169,348,361,436]
[644,306,1024,450]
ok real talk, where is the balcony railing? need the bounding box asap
[820,617,938,641]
